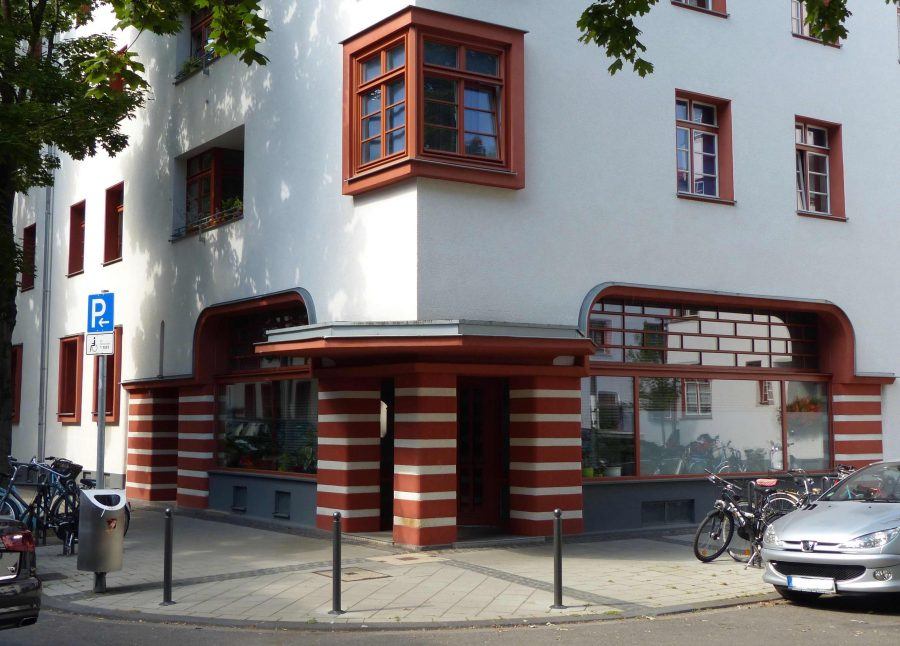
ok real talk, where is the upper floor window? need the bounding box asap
[791,0,840,46]
[795,118,845,219]
[104,183,124,264]
[67,201,85,276]
[20,223,36,291]
[175,9,216,81]
[175,147,244,240]
[672,0,727,16]
[343,7,525,195]
[675,92,734,203]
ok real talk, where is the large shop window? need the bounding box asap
[342,7,525,195]
[218,380,318,474]
[584,297,831,478]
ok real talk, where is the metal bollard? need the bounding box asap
[329,512,344,615]
[551,508,565,609]
[161,508,175,606]
[94,572,106,593]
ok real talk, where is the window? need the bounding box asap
[177,148,244,239]
[791,1,840,45]
[57,335,83,423]
[67,201,85,276]
[190,9,213,62]
[103,183,124,264]
[343,7,525,195]
[589,319,611,356]
[759,380,775,405]
[672,0,727,16]
[588,299,820,370]
[20,224,36,291]
[683,379,712,416]
[92,326,122,424]
[795,118,844,219]
[10,345,22,424]
[675,92,733,202]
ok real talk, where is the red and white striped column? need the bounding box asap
[508,376,583,536]
[315,379,381,532]
[125,389,178,501]
[393,374,457,546]
[176,385,217,509]
[832,383,884,468]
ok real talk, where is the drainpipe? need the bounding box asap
[36,145,56,461]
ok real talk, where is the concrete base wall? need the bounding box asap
[208,472,317,527]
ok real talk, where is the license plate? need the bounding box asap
[787,575,836,593]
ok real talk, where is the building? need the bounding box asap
[10,0,900,547]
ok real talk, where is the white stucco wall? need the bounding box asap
[10,0,900,474]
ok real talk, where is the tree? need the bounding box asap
[578,0,900,76]
[0,0,269,464]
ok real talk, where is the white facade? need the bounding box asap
[11,0,900,479]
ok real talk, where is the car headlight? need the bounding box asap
[837,528,900,551]
[763,524,784,548]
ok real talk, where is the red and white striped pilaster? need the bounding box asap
[832,383,883,468]
[508,376,584,536]
[393,374,457,546]
[315,379,381,532]
[176,386,217,509]
[126,389,178,501]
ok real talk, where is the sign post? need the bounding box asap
[87,293,115,489]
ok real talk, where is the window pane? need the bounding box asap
[362,88,381,116]
[676,127,690,150]
[582,376,636,477]
[464,85,497,111]
[638,378,784,476]
[386,45,404,71]
[424,126,457,152]
[693,131,716,155]
[362,138,381,163]
[362,55,381,83]
[808,153,828,174]
[464,109,496,135]
[808,173,828,195]
[785,382,829,471]
[386,79,405,104]
[694,176,717,196]
[692,103,716,125]
[387,104,405,130]
[387,128,405,154]
[466,49,499,75]
[795,124,805,144]
[676,99,689,121]
[807,126,828,148]
[424,41,458,67]
[699,154,717,176]
[425,101,457,127]
[676,150,689,172]
[424,76,456,102]
[362,114,381,139]
[677,170,690,193]
[810,192,829,213]
[464,133,498,158]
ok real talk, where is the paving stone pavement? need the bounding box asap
[35,507,775,626]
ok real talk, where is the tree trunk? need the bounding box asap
[0,177,19,473]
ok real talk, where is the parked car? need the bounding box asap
[762,460,900,602]
[0,520,40,629]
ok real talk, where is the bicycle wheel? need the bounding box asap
[693,510,734,562]
[727,501,753,562]
[762,492,801,525]
[0,497,23,519]
[48,492,79,542]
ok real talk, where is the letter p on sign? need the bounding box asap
[87,293,115,333]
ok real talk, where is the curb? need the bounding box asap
[41,591,781,632]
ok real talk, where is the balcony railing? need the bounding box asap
[170,205,243,241]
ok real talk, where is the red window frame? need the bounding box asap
[67,201,85,276]
[342,7,525,195]
[190,8,214,61]
[20,223,36,291]
[10,344,22,424]
[92,326,122,424]
[795,116,845,220]
[57,335,83,423]
[671,0,727,18]
[103,183,124,264]
[184,148,244,233]
[675,90,734,204]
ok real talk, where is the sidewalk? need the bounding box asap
[37,507,775,628]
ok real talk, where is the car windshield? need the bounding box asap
[821,463,900,503]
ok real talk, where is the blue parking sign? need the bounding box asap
[87,293,115,333]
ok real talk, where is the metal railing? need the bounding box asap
[170,205,243,241]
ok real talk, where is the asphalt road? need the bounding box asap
[5,596,900,646]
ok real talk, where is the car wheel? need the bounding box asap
[774,585,822,604]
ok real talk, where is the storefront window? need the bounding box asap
[638,378,784,475]
[581,377,636,477]
[785,381,829,471]
[218,379,317,473]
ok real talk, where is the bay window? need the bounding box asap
[343,7,525,195]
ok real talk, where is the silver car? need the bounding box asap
[762,460,900,602]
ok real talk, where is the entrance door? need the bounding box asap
[457,378,506,527]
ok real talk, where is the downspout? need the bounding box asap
[36,145,55,461]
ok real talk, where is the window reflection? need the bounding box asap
[785,381,829,470]
[581,377,635,477]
